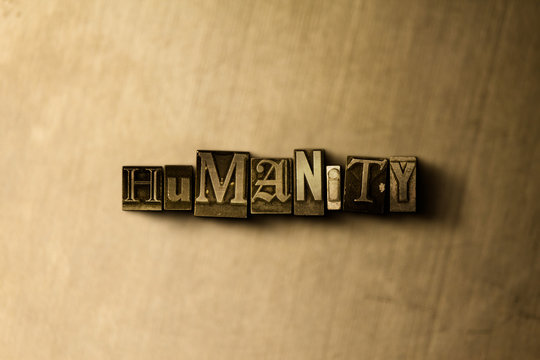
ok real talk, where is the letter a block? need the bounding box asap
[194,151,249,218]
[294,149,325,216]
[250,158,292,214]
[343,157,388,214]
[164,165,193,211]
[122,166,163,211]
[389,156,416,212]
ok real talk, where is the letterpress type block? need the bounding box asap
[250,158,292,214]
[164,165,193,211]
[343,157,388,214]
[122,166,163,211]
[389,156,416,212]
[194,151,249,218]
[294,149,325,216]
[326,165,342,210]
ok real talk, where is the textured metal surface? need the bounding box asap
[163,165,193,211]
[389,156,416,212]
[2,0,539,359]
[343,157,388,214]
[194,151,249,218]
[326,165,342,211]
[122,166,163,211]
[294,149,325,216]
[250,158,292,215]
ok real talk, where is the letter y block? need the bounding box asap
[389,156,416,212]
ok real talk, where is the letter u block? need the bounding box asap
[164,165,193,211]
[194,151,249,218]
[343,157,388,214]
[122,166,163,211]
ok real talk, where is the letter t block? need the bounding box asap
[343,157,388,214]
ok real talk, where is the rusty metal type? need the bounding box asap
[122,152,416,216]
[194,151,249,218]
[250,158,292,214]
[122,166,163,211]
[343,157,388,214]
[326,165,342,211]
[294,149,325,216]
[164,165,193,211]
[389,156,416,212]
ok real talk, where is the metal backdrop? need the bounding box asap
[1,0,538,359]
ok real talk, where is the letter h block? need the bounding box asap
[194,151,249,218]
[122,166,163,211]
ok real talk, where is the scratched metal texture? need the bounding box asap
[0,0,538,359]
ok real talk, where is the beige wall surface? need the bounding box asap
[1,0,539,359]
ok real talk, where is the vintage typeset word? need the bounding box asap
[123,150,416,218]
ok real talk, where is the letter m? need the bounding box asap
[195,152,247,205]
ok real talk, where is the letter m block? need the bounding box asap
[194,151,249,218]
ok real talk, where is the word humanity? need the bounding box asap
[122,150,416,218]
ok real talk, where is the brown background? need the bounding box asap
[1,0,539,359]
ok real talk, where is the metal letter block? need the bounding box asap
[122,166,163,211]
[250,158,292,214]
[194,151,249,218]
[163,165,193,211]
[343,157,388,214]
[326,165,342,210]
[389,156,416,212]
[294,149,325,216]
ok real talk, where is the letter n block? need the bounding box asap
[194,151,249,218]
[343,157,388,214]
[164,165,193,211]
[294,149,325,216]
[250,158,292,214]
[122,166,163,211]
[389,156,416,212]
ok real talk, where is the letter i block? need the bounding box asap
[326,165,342,210]
[164,165,193,211]
[343,157,388,214]
[389,156,416,212]
[294,149,325,216]
[122,166,163,211]
[194,151,250,218]
[250,158,292,214]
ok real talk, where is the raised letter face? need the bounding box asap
[250,158,292,214]
[164,165,193,211]
[326,165,342,210]
[343,157,388,214]
[194,151,249,218]
[294,149,325,216]
[122,166,163,211]
[389,156,416,212]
